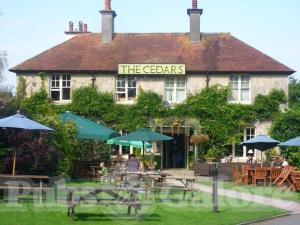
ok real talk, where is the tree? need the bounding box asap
[288,77,300,109]
[271,109,300,168]
[0,50,7,84]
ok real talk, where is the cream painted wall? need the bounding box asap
[137,76,165,96]
[251,75,288,102]
[17,73,50,96]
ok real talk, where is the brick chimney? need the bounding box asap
[100,0,117,42]
[187,0,203,42]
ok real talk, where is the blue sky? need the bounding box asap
[1,0,299,88]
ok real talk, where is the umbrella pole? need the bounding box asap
[261,151,263,167]
[12,130,18,176]
[12,151,16,176]
[142,141,145,172]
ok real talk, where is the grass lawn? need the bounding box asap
[198,179,300,203]
[0,184,286,225]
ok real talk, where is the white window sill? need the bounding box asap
[53,100,72,105]
[229,101,251,105]
[115,101,135,105]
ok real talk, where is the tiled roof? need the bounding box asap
[10,33,294,74]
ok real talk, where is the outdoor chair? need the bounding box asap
[88,167,101,182]
[273,166,294,190]
[232,166,244,184]
[241,164,251,184]
[268,167,282,187]
[287,171,300,192]
[252,167,267,186]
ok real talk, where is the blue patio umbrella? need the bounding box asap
[0,112,53,175]
[279,136,300,147]
[240,135,280,165]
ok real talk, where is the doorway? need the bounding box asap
[163,134,185,168]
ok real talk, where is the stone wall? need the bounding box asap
[17,73,289,104]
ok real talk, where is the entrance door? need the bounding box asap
[163,134,185,168]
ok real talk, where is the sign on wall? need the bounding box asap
[118,64,186,75]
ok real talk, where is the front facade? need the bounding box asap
[10,0,294,167]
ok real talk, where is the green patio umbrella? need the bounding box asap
[60,111,119,140]
[120,128,173,160]
[107,137,152,149]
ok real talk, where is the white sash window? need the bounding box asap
[50,74,71,101]
[229,75,250,103]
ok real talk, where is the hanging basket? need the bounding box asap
[190,134,209,145]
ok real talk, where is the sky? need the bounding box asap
[1,0,300,89]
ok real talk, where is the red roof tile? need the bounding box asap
[10,33,294,74]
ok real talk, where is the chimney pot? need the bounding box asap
[105,0,111,11]
[79,21,83,32]
[84,24,88,32]
[192,0,197,9]
[69,21,74,32]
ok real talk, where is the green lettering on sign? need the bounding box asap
[118,64,186,75]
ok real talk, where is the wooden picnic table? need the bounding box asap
[0,174,50,203]
[65,186,143,221]
[148,175,197,203]
[247,167,282,185]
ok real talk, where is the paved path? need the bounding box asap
[195,183,300,213]
[167,176,300,224]
[249,213,300,225]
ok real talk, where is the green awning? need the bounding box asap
[60,111,119,141]
[107,137,152,149]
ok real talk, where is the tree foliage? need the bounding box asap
[0,50,7,83]
[288,77,300,109]
[253,89,287,120]
[270,109,300,168]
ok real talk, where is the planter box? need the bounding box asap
[194,161,262,181]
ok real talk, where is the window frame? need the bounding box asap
[229,74,251,104]
[115,75,137,103]
[244,127,256,141]
[50,74,71,102]
[164,76,187,103]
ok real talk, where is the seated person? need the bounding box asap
[282,157,289,167]
[273,156,283,167]
[125,154,141,172]
[98,162,109,181]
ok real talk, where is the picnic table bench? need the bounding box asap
[0,174,50,203]
[65,187,143,222]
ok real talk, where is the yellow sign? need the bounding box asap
[118,64,186,75]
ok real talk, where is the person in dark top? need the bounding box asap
[125,154,141,172]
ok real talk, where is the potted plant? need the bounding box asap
[270,148,280,161]
[205,148,216,163]
[145,160,157,170]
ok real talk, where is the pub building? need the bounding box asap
[10,0,294,169]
